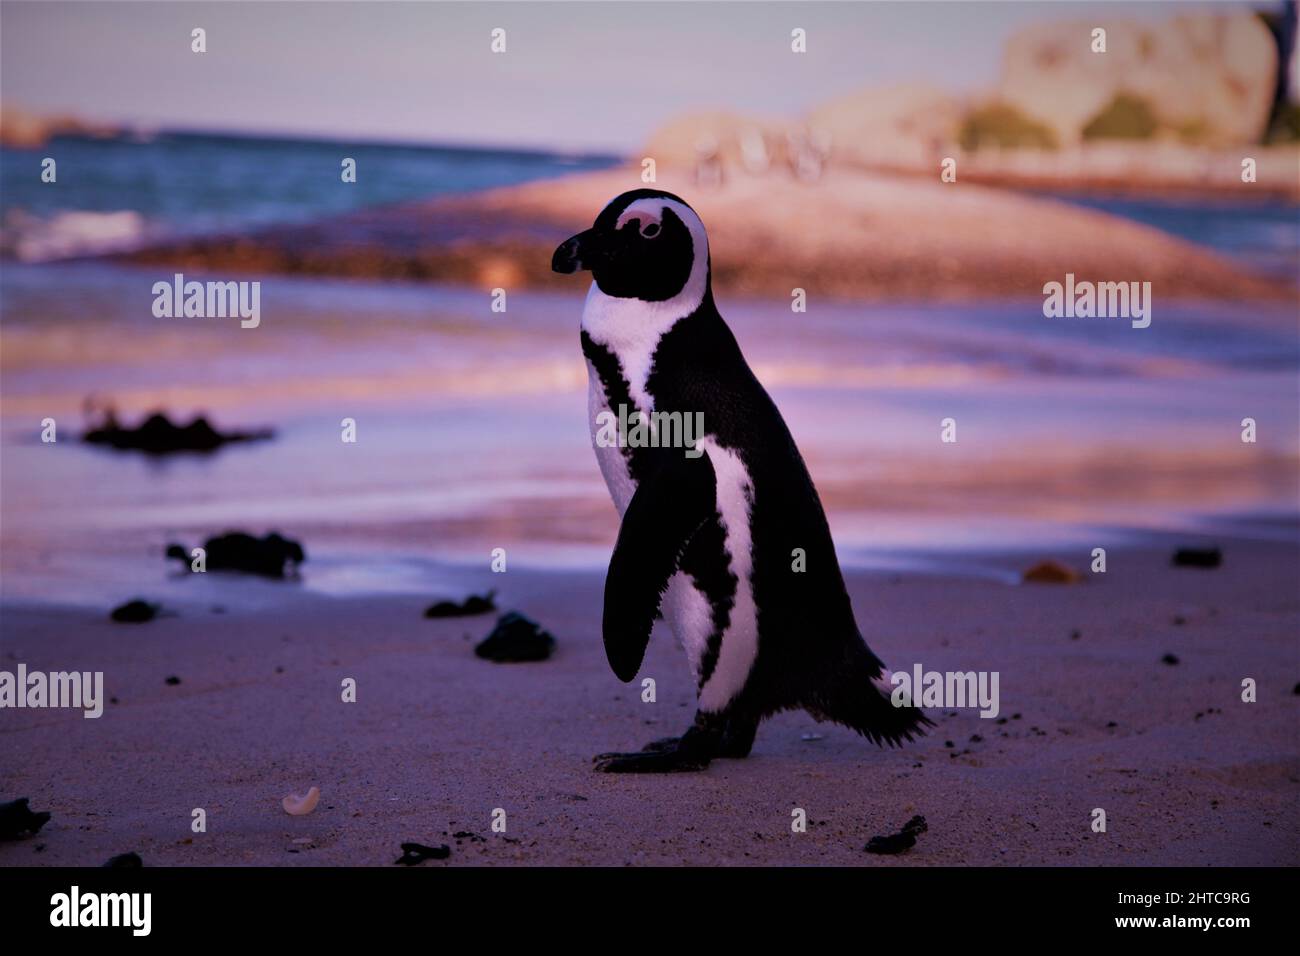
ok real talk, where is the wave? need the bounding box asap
[0,209,154,262]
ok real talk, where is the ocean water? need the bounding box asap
[4,131,1296,282]
[0,131,617,260]
[0,132,1297,606]
[1039,190,1300,284]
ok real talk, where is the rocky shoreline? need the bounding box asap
[111,166,1296,303]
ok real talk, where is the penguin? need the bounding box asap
[552,188,929,772]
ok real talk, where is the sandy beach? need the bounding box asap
[2,0,1298,880]
[2,256,1297,869]
[2,532,1296,867]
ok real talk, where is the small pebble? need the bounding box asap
[1022,560,1081,584]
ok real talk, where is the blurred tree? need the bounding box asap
[1081,93,1159,141]
[958,103,1057,152]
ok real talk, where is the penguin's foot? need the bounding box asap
[592,741,710,774]
[593,712,729,773]
[592,736,679,760]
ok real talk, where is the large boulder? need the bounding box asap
[999,13,1278,145]
[807,84,963,169]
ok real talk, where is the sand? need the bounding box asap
[2,536,1296,867]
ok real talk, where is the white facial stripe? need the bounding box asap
[615,205,662,235]
[580,197,710,414]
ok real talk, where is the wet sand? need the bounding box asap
[2,536,1296,866]
[5,262,1295,612]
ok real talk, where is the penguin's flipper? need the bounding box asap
[602,451,717,682]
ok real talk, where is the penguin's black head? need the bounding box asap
[551,189,706,302]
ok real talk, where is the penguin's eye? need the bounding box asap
[641,223,661,238]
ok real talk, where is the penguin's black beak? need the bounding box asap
[552,229,596,274]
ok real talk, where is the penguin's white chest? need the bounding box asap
[586,368,637,515]
[584,361,759,709]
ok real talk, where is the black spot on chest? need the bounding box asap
[581,329,656,483]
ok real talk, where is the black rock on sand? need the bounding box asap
[865,815,928,855]
[0,798,51,840]
[166,531,305,579]
[475,612,556,663]
[110,599,160,623]
[424,590,497,618]
[81,404,272,455]
[1172,546,1222,568]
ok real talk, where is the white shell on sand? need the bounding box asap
[281,786,320,816]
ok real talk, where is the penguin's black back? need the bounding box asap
[642,294,905,729]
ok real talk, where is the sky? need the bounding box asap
[0,0,1267,153]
